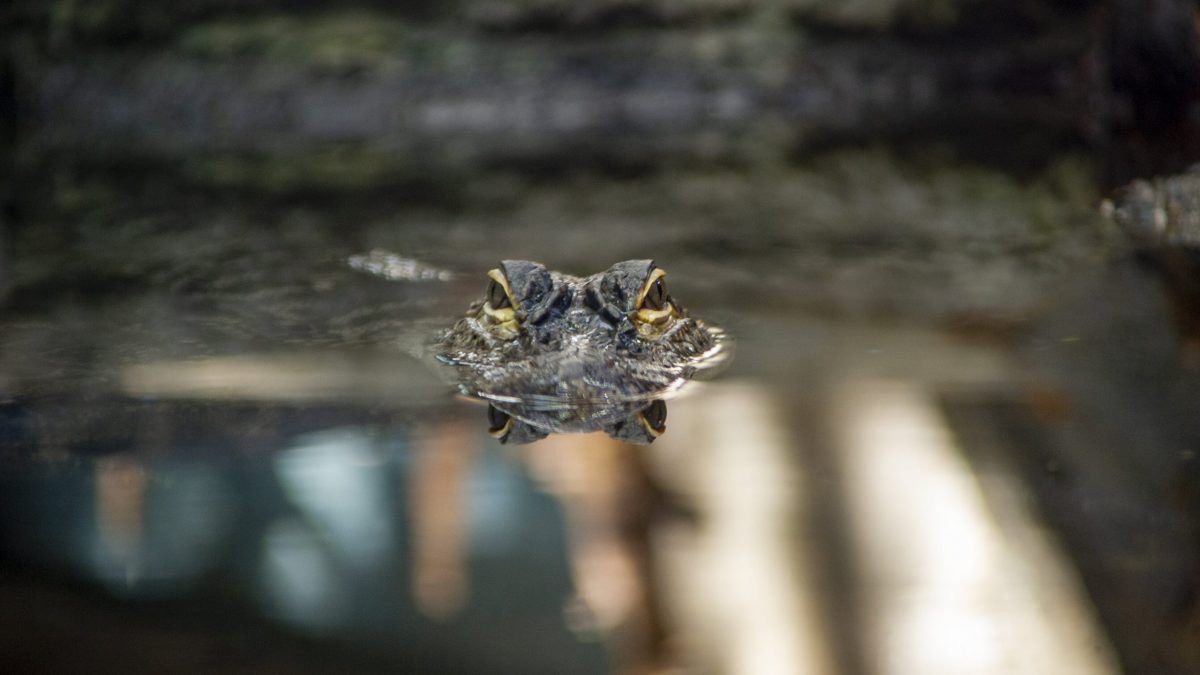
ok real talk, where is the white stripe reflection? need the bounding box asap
[832,380,1118,675]
[655,383,831,675]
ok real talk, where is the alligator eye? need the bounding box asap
[487,405,512,438]
[482,269,520,335]
[487,278,512,310]
[641,277,666,311]
[635,268,669,313]
[639,399,667,434]
[485,268,518,311]
[632,268,675,334]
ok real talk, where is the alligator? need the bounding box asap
[1104,167,1200,247]
[433,259,730,443]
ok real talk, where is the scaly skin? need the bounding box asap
[1106,168,1200,246]
[433,260,729,442]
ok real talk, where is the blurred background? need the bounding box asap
[4,0,1200,673]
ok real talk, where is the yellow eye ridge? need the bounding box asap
[636,412,665,438]
[488,416,513,439]
[633,268,675,327]
[482,268,521,335]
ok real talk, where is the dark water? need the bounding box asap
[9,150,1198,674]
[6,4,1200,674]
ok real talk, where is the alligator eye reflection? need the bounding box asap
[486,404,512,437]
[640,399,667,434]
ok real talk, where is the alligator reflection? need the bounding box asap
[484,398,667,445]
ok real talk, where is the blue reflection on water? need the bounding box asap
[94,462,233,596]
[274,428,396,571]
[0,406,606,673]
[259,517,348,633]
[468,447,527,555]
